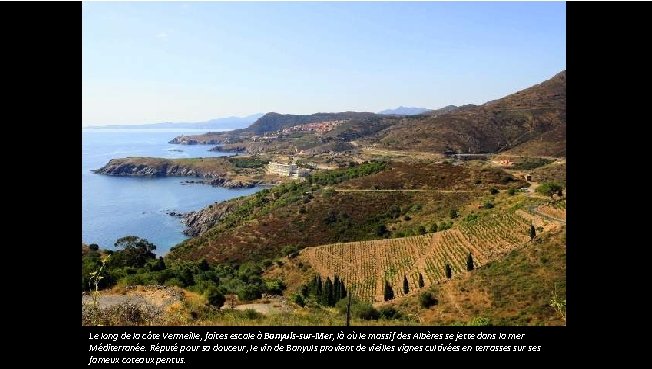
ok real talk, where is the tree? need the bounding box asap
[418,273,425,288]
[536,182,563,200]
[333,275,341,301]
[89,243,99,251]
[490,188,499,195]
[323,277,334,306]
[376,224,389,237]
[530,224,536,241]
[384,280,394,301]
[429,223,439,233]
[445,264,452,279]
[112,236,156,268]
[419,292,438,308]
[403,275,409,294]
[450,209,459,219]
[313,275,322,297]
[416,225,427,235]
[198,258,210,271]
[149,257,166,271]
[467,253,474,271]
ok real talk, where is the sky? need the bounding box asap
[82,1,566,126]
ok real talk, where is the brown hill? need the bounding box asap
[366,71,566,157]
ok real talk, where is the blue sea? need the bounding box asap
[82,129,261,255]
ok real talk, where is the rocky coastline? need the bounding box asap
[93,158,258,189]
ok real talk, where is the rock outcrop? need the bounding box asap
[182,200,243,236]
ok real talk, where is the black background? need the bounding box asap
[4,0,635,365]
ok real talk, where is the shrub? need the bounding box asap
[449,209,459,219]
[507,188,516,196]
[205,287,225,308]
[490,188,499,195]
[419,292,438,308]
[482,201,494,209]
[264,279,286,295]
[467,316,491,326]
[379,306,401,320]
[353,303,380,320]
[237,285,262,301]
[536,182,563,199]
[293,294,305,307]
[243,309,261,320]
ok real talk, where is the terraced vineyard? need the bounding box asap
[300,209,557,303]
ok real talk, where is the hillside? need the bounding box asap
[169,111,379,145]
[166,161,525,264]
[298,206,561,303]
[366,71,566,157]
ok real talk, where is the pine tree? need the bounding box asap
[403,275,409,294]
[384,280,394,301]
[341,280,347,299]
[324,277,334,306]
[333,275,341,301]
[315,275,322,297]
[530,224,536,241]
[418,273,425,288]
[445,264,452,279]
[466,253,474,271]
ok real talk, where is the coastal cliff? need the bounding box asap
[93,157,259,188]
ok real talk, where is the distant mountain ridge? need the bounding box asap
[378,106,431,115]
[84,113,264,130]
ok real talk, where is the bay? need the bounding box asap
[82,129,260,255]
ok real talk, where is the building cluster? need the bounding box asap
[280,120,345,135]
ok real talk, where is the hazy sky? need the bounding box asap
[82,1,566,126]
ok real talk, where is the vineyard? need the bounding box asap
[535,200,566,222]
[299,209,559,303]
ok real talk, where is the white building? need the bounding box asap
[267,162,309,178]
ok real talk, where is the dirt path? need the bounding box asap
[81,286,184,310]
[222,296,292,315]
[442,283,468,319]
[528,204,566,224]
